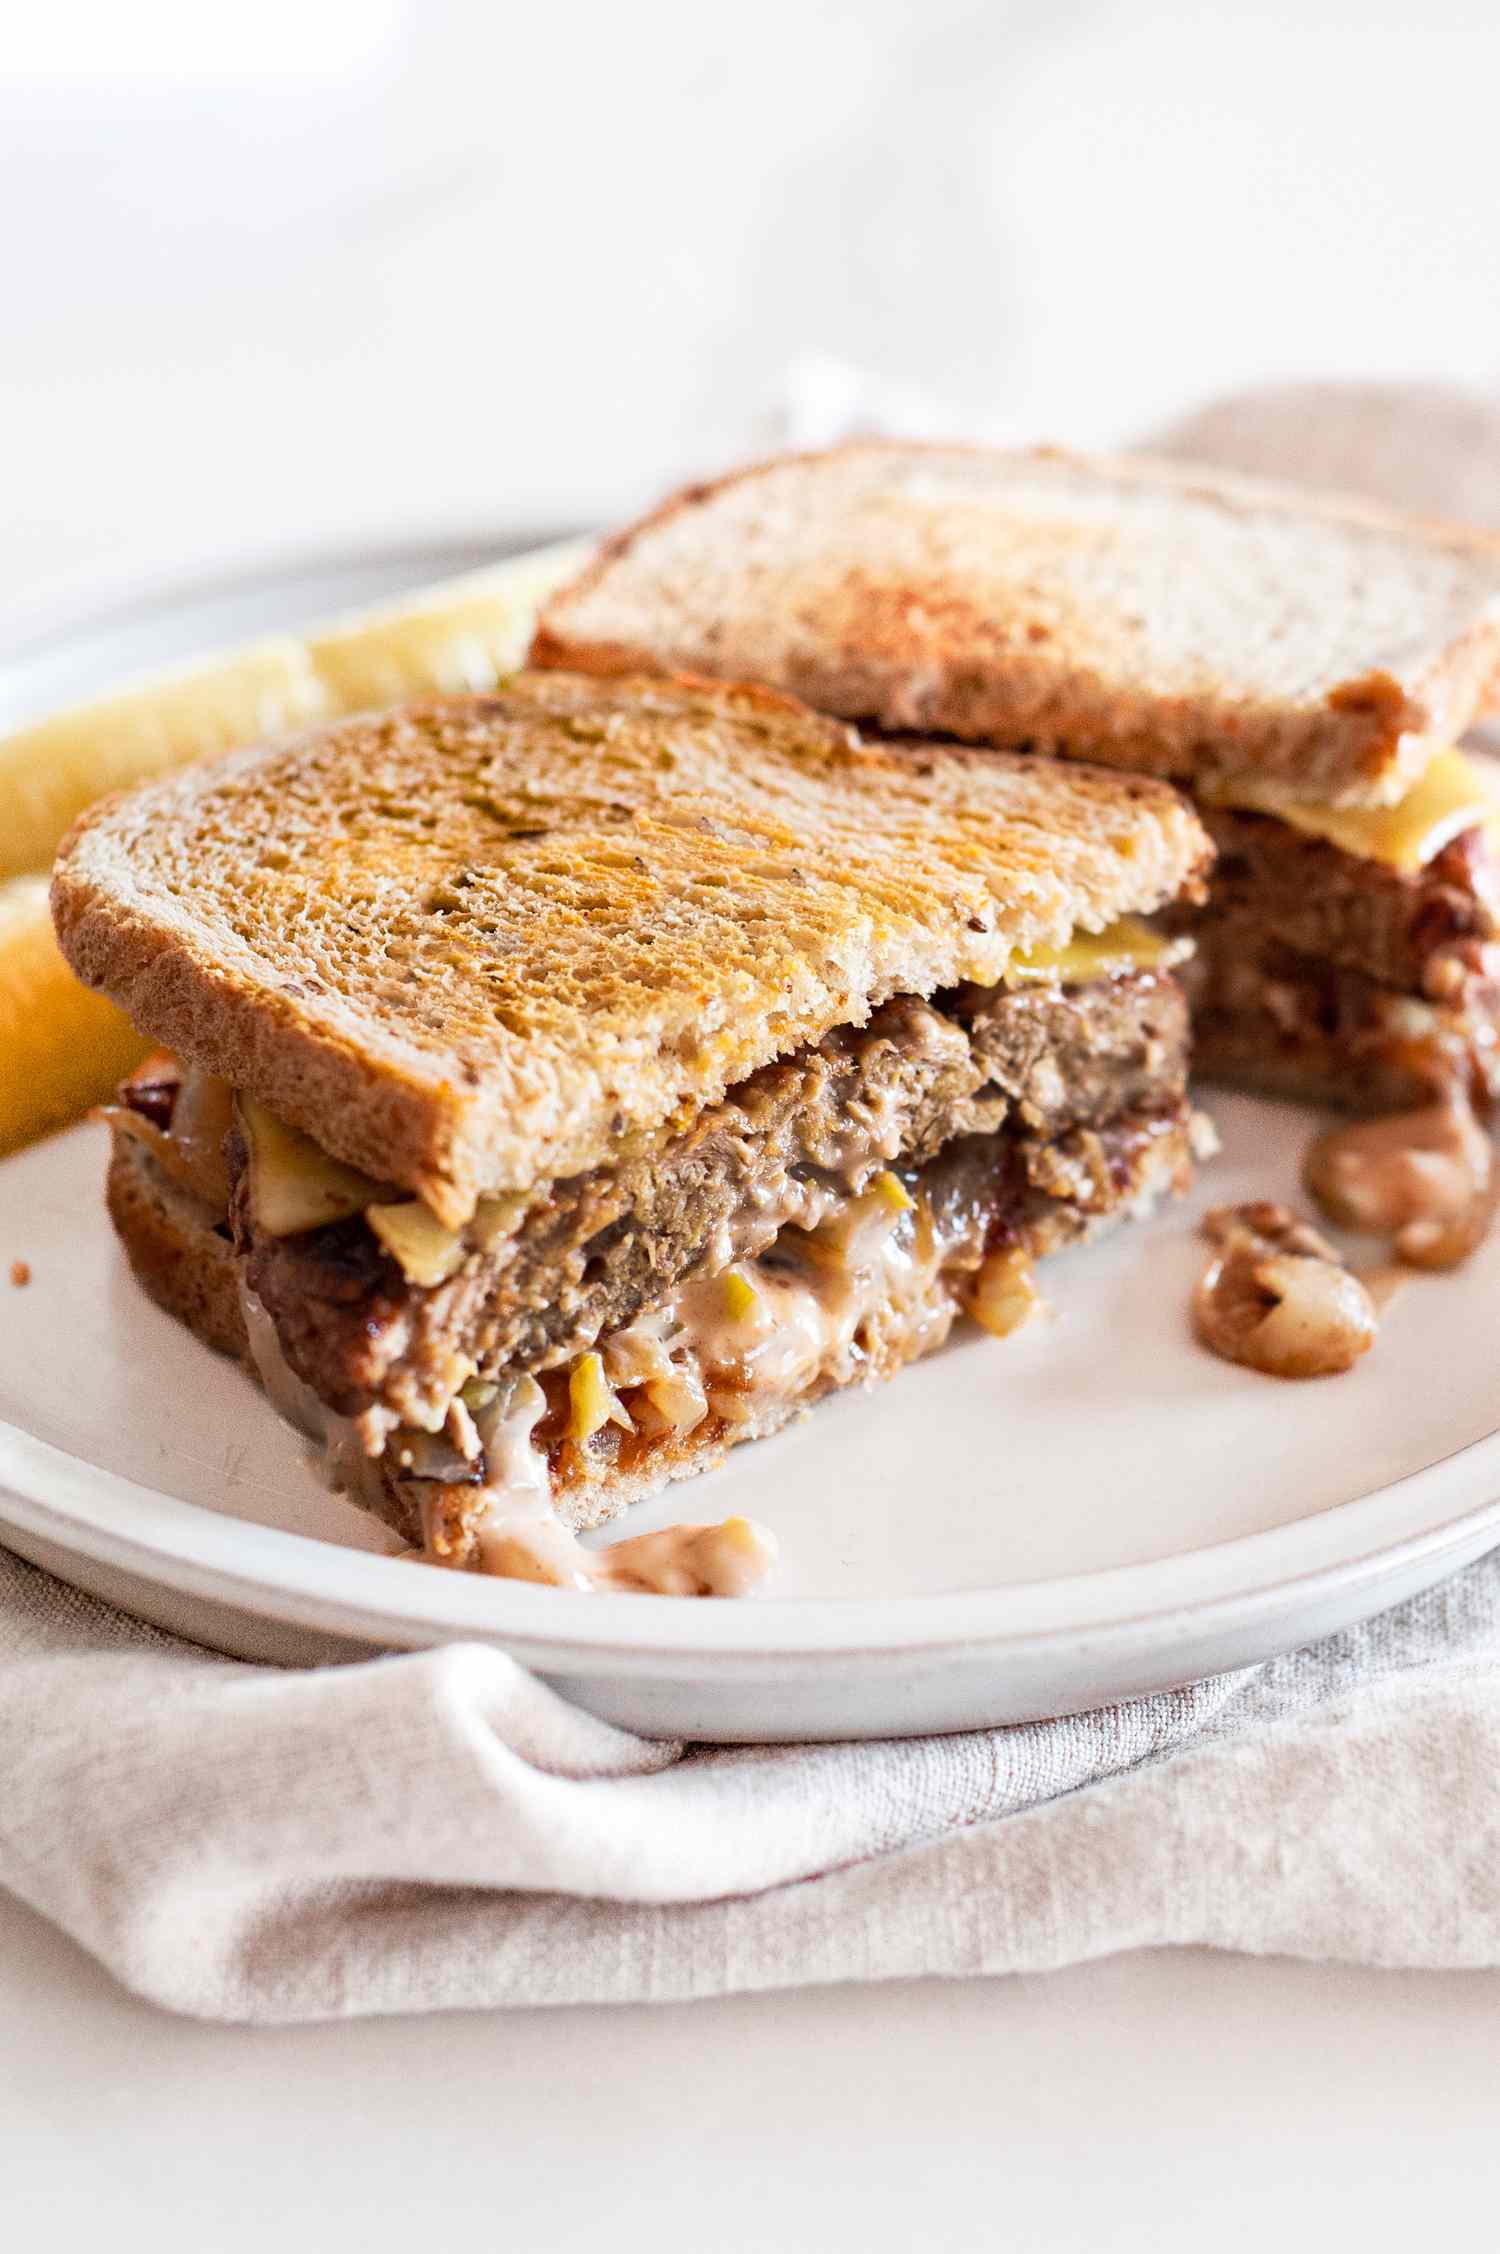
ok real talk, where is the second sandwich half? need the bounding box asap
[52,673,1210,1591]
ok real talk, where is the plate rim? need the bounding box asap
[3,1413,1499,1669]
[0,522,584,667]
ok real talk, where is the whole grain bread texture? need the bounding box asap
[51,670,1209,1227]
[531,442,1500,809]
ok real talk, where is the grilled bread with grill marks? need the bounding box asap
[53,671,1210,1228]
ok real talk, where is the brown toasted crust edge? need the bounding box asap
[51,675,1211,1226]
[531,440,1500,800]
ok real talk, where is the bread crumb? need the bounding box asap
[9,1260,31,1287]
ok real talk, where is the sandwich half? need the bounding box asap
[54,671,1210,1591]
[533,443,1500,1112]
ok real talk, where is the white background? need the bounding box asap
[7,0,1500,599]
[4,1885,1500,2251]
[5,4,1500,2241]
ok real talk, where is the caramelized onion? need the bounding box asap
[1194,1204,1376,1379]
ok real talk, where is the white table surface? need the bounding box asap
[5,1885,1498,2249]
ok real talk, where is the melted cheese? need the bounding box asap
[241,1097,385,1236]
[367,1198,465,1285]
[1003,914,1185,988]
[1211,748,1500,874]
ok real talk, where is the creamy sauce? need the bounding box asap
[241,1284,778,1598]
[461,1488,777,1598]
[587,1517,777,1597]
[239,1282,389,1509]
[440,1175,1031,1583]
[669,1182,966,1428]
[442,1376,776,1594]
[239,1283,330,1441]
[1304,1094,1496,1271]
[422,1190,942,1591]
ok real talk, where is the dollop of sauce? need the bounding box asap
[443,1377,777,1595]
[1304,1091,1496,1271]
[468,1492,778,1599]
[1193,1201,1377,1379]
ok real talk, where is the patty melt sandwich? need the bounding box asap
[52,672,1210,1592]
[533,444,1500,1113]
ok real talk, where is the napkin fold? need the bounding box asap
[4,1542,1500,2022]
[7,376,1500,2023]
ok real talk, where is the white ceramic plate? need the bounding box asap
[3,545,1499,1741]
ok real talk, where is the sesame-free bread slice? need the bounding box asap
[532,442,1500,809]
[52,670,1209,1226]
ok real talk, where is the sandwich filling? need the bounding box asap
[109,926,1199,1590]
[1177,750,1500,1110]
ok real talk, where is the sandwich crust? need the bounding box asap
[106,1130,248,1362]
[532,442,1500,809]
[53,671,1208,1223]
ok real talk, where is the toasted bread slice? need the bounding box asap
[532,443,1500,809]
[52,671,1209,1226]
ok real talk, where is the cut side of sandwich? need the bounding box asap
[1173,765,1500,1111]
[533,442,1500,1112]
[54,672,1210,1592]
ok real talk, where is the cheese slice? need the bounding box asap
[1003,915,1186,988]
[1212,748,1500,874]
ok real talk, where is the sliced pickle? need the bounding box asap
[569,1350,634,1442]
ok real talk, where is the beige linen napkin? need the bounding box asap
[3,1542,1499,2022]
[5,378,1500,2023]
